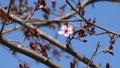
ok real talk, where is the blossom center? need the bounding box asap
[64,29,68,33]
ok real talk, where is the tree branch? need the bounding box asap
[31,0,120,26]
[0,36,62,68]
[66,0,120,37]
[78,0,120,7]
[0,7,100,68]
[2,26,22,35]
[26,0,90,26]
[0,0,12,35]
[0,0,120,68]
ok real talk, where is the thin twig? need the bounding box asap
[69,22,94,35]
[26,0,41,21]
[95,32,108,35]
[21,0,43,44]
[28,0,120,27]
[0,0,12,36]
[66,0,120,37]
[2,26,22,35]
[86,41,100,68]
[19,0,42,29]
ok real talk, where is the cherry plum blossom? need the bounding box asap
[58,24,74,37]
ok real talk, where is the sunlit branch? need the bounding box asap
[0,36,62,68]
[20,19,83,22]
[19,19,84,27]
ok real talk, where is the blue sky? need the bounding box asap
[0,0,120,68]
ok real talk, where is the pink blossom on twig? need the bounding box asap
[58,24,74,37]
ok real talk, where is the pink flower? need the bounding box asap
[58,25,74,37]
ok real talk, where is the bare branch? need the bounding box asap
[86,0,120,5]
[0,36,62,68]
[2,26,22,35]
[29,0,90,26]
[22,0,120,27]
[66,0,120,37]
[86,41,100,68]
[0,0,12,35]
[25,0,41,21]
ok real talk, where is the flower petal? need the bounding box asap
[61,25,67,30]
[68,30,73,34]
[58,30,64,35]
[68,27,73,31]
[64,33,69,37]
